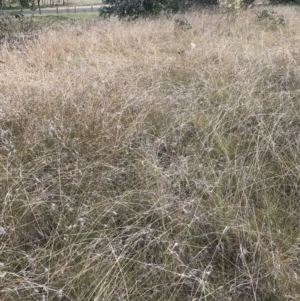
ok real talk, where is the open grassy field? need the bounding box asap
[1,6,300,300]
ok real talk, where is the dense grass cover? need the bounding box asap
[0,8,300,300]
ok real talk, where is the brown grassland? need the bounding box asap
[0,6,300,300]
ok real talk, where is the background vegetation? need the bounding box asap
[100,0,219,19]
[1,5,300,301]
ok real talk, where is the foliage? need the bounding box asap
[19,0,29,7]
[100,0,187,19]
[257,9,285,27]
[219,0,255,13]
[219,0,242,12]
[191,0,219,5]
[174,16,192,31]
[0,0,30,8]
[0,13,37,44]
[99,0,255,19]
[269,0,300,4]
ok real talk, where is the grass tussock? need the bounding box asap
[1,7,300,301]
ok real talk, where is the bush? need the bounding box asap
[100,0,188,19]
[257,9,285,27]
[100,0,255,19]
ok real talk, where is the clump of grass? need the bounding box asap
[0,7,300,301]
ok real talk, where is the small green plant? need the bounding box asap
[174,16,192,32]
[257,9,285,26]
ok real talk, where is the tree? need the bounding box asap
[100,0,188,19]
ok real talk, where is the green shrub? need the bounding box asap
[99,0,254,19]
[257,9,285,27]
[99,0,187,19]
[269,0,300,4]
[174,16,192,31]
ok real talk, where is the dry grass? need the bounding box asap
[1,6,300,301]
